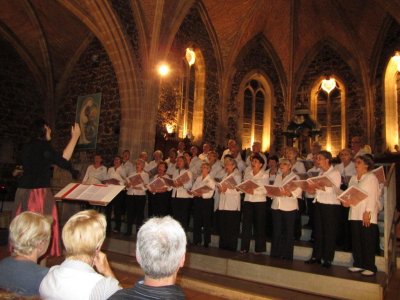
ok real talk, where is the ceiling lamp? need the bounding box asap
[321,77,336,94]
[185,48,196,66]
[158,63,170,76]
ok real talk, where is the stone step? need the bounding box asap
[107,251,329,300]
[104,237,386,300]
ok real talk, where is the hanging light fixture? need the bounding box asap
[185,48,196,66]
[321,77,336,94]
[158,63,170,76]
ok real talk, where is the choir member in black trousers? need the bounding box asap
[305,151,341,268]
[148,161,172,217]
[191,162,216,247]
[217,157,242,251]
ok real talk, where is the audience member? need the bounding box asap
[109,216,186,299]
[0,212,51,296]
[39,210,120,299]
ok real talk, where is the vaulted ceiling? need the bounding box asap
[0,0,399,97]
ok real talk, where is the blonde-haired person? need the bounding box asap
[39,210,121,299]
[0,212,51,296]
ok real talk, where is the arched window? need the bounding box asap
[310,76,346,155]
[384,54,400,151]
[177,48,205,142]
[239,73,272,151]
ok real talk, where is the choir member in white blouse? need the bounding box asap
[285,146,306,174]
[122,150,134,176]
[191,162,216,247]
[270,158,302,260]
[240,154,269,254]
[104,156,127,233]
[208,151,224,212]
[125,159,149,236]
[165,148,177,177]
[343,155,380,276]
[189,146,203,179]
[146,150,163,179]
[171,156,193,232]
[218,157,242,251]
[147,161,172,217]
[199,143,211,161]
[305,151,341,268]
[264,155,280,239]
[334,148,356,250]
[245,142,267,171]
[82,154,107,184]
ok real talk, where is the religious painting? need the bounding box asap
[75,93,102,150]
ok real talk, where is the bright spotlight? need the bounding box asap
[158,64,170,76]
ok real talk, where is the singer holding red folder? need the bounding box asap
[343,154,380,276]
[304,151,341,268]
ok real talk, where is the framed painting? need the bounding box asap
[75,92,102,150]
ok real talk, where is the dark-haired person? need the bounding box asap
[14,119,80,257]
[305,151,341,268]
[240,154,269,254]
[343,155,380,276]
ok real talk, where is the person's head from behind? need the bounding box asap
[136,216,186,280]
[9,212,52,258]
[62,210,106,262]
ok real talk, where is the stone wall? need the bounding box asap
[160,7,220,147]
[229,35,286,154]
[296,44,365,148]
[0,38,43,165]
[54,38,121,167]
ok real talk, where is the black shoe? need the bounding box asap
[305,257,321,264]
[322,261,332,268]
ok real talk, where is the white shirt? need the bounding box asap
[334,161,356,182]
[189,156,202,179]
[314,166,341,205]
[243,169,269,202]
[82,165,107,184]
[218,170,242,211]
[291,160,306,174]
[191,174,216,199]
[39,260,120,300]
[165,158,176,177]
[199,152,209,161]
[209,161,224,181]
[171,169,193,198]
[106,165,127,185]
[348,172,379,224]
[122,160,134,176]
[126,171,149,196]
[271,172,302,211]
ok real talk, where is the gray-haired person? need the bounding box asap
[109,216,186,299]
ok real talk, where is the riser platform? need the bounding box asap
[104,236,386,300]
